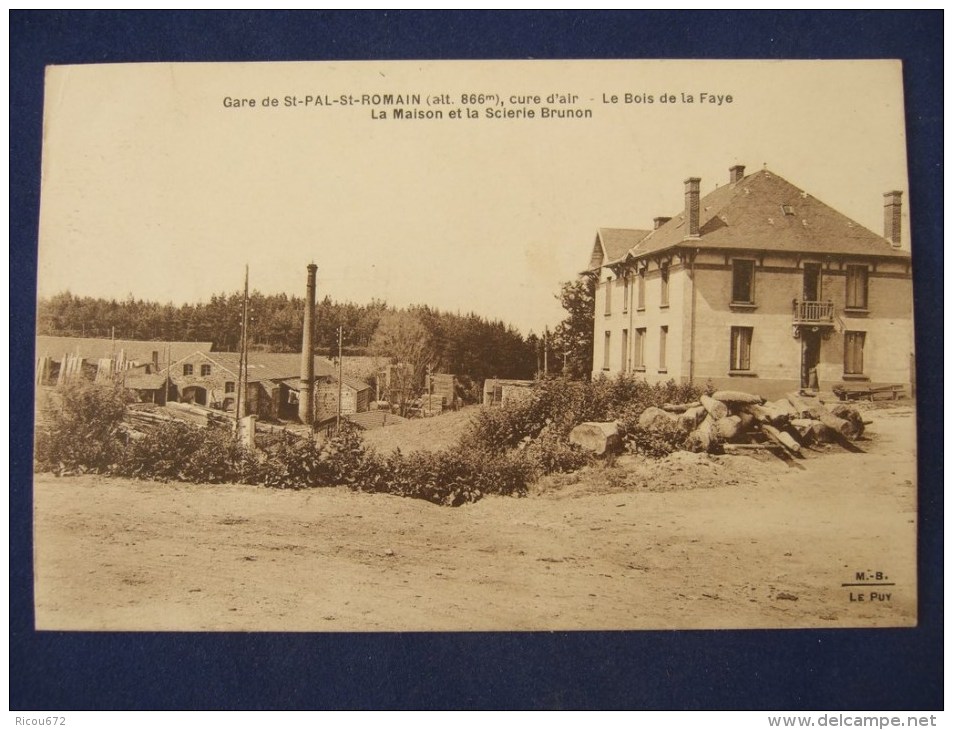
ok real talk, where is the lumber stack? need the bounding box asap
[651,389,865,456]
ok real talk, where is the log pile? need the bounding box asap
[122,402,232,439]
[642,390,866,457]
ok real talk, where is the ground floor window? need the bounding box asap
[844,331,866,374]
[603,331,611,370]
[730,327,752,371]
[659,326,668,371]
[621,329,629,372]
[634,328,645,369]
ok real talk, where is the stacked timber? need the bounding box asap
[650,390,865,456]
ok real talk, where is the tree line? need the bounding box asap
[37,291,548,382]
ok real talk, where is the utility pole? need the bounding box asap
[164,343,170,405]
[336,325,343,431]
[236,265,250,427]
[543,328,549,376]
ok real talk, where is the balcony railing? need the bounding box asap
[793,300,835,325]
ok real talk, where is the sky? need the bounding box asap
[37,60,910,336]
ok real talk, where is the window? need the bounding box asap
[634,328,646,369]
[844,331,866,375]
[201,364,212,376]
[659,326,668,371]
[604,278,612,316]
[846,265,868,309]
[603,331,611,370]
[730,327,753,371]
[637,270,646,310]
[732,259,755,304]
[225,381,235,393]
[183,364,193,376]
[621,329,629,372]
[660,263,670,307]
[622,275,630,314]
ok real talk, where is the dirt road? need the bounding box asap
[33,405,917,631]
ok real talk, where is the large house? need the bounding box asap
[588,165,914,398]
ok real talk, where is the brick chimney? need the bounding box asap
[654,216,671,230]
[684,177,701,238]
[730,164,746,184]
[883,190,902,247]
[299,263,317,424]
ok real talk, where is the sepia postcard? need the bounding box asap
[32,59,918,632]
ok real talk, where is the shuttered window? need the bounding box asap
[637,270,646,310]
[634,328,646,369]
[844,331,866,374]
[603,331,611,370]
[660,264,670,307]
[846,265,869,309]
[659,326,668,370]
[732,259,755,304]
[621,329,629,372]
[730,327,752,371]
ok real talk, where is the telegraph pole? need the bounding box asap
[336,325,344,431]
[236,265,249,426]
[164,343,170,405]
[543,328,549,376]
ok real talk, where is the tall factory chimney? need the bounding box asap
[299,263,317,424]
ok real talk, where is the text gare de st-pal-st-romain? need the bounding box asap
[220,90,734,119]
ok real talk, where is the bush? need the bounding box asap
[623,422,687,458]
[120,420,258,483]
[352,446,531,506]
[521,429,591,475]
[34,382,129,475]
[466,375,702,468]
[256,421,367,489]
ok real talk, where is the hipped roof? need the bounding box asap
[594,169,910,267]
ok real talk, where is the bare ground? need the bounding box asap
[359,405,480,453]
[33,405,917,631]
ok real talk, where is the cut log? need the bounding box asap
[742,403,790,428]
[723,442,783,453]
[686,415,720,453]
[661,401,701,414]
[737,412,756,432]
[787,392,852,438]
[676,405,707,434]
[569,421,622,457]
[761,423,801,454]
[829,404,865,439]
[790,418,836,444]
[700,395,729,420]
[638,406,676,430]
[711,390,764,405]
[713,415,743,442]
[786,392,819,418]
[768,399,797,418]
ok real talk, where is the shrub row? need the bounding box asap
[35,375,703,508]
[34,382,530,506]
[467,375,701,457]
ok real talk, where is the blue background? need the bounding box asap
[9,10,943,710]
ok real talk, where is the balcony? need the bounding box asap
[792,300,835,339]
[793,299,835,325]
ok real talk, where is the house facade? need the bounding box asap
[590,165,914,398]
